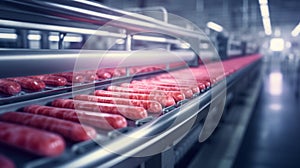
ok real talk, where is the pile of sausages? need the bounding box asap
[0,54,261,166]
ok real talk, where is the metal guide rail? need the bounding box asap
[0,58,261,168]
[0,50,196,78]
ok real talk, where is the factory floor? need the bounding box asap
[233,55,300,168]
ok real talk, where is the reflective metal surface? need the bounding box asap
[0,49,196,78]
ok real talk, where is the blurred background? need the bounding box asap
[0,0,300,168]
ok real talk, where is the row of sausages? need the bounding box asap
[0,66,164,96]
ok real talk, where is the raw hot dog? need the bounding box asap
[107,86,185,102]
[0,121,65,156]
[7,77,46,91]
[23,105,127,130]
[131,80,200,93]
[154,79,208,90]
[96,70,112,79]
[81,71,99,82]
[53,72,84,83]
[74,94,162,113]
[0,79,21,95]
[0,112,97,141]
[151,81,199,93]
[94,90,175,107]
[52,99,148,120]
[30,75,67,86]
[101,69,123,78]
[121,83,194,98]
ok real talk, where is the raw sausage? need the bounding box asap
[96,70,112,79]
[81,71,99,82]
[7,77,46,91]
[150,81,199,94]
[0,112,97,141]
[0,79,21,95]
[131,80,200,93]
[121,83,194,98]
[107,86,185,102]
[94,90,175,107]
[52,99,148,120]
[53,72,84,83]
[74,94,162,113]
[23,105,127,130]
[0,154,15,168]
[153,79,207,90]
[0,121,65,156]
[101,69,123,78]
[30,75,67,86]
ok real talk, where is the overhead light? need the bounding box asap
[132,35,167,43]
[291,31,298,37]
[259,0,272,35]
[274,28,281,37]
[270,38,284,51]
[264,28,272,36]
[259,0,268,5]
[291,23,300,37]
[260,4,269,17]
[28,34,41,41]
[206,21,223,32]
[0,33,17,39]
[285,41,291,48]
[48,35,83,42]
[64,36,83,42]
[262,17,272,35]
[179,42,191,49]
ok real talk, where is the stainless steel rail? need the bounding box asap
[0,49,196,78]
[0,19,126,38]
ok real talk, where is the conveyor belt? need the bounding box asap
[0,55,261,168]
